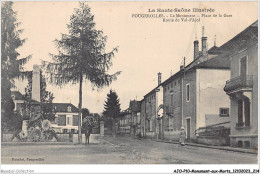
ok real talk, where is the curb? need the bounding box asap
[155,139,258,154]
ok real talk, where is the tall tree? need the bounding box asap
[43,2,120,143]
[1,2,31,133]
[103,90,121,130]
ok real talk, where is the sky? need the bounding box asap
[12,1,258,114]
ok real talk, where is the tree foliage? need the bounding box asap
[1,2,31,132]
[42,2,120,87]
[42,2,120,143]
[103,90,121,128]
[82,108,90,120]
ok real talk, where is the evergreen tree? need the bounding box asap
[43,2,120,143]
[1,2,31,133]
[103,90,121,129]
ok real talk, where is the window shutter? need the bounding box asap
[58,115,66,126]
[73,115,79,126]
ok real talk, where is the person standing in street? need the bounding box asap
[180,127,186,146]
[85,128,91,145]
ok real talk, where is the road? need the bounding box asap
[1,136,258,164]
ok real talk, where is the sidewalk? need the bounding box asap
[104,135,258,154]
[154,139,258,154]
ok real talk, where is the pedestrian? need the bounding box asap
[180,127,186,146]
[84,127,91,145]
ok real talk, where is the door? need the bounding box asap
[186,118,191,140]
[158,120,162,139]
[238,100,243,125]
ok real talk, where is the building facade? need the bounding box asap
[52,103,81,133]
[11,91,25,113]
[140,99,146,137]
[129,100,141,136]
[223,21,258,149]
[117,109,131,135]
[144,73,163,139]
[181,35,231,142]
[162,72,182,141]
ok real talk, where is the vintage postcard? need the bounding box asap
[1,1,259,173]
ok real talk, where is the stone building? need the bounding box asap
[51,103,80,133]
[143,73,163,139]
[161,31,231,144]
[129,100,141,136]
[161,71,182,141]
[117,109,131,135]
[223,21,258,149]
[140,99,146,137]
[181,34,231,142]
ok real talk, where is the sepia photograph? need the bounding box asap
[1,0,259,173]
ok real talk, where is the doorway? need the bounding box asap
[186,118,191,140]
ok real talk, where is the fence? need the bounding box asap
[195,121,230,146]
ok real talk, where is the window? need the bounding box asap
[66,116,72,126]
[171,83,173,88]
[244,98,250,126]
[186,84,190,102]
[219,108,229,116]
[54,116,59,124]
[170,93,173,106]
[67,106,72,112]
[174,81,176,86]
[149,120,153,131]
[63,129,67,133]
[237,98,250,127]
[240,56,247,76]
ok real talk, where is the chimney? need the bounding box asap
[201,26,208,56]
[32,65,40,102]
[158,72,162,85]
[194,40,199,59]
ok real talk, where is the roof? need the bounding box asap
[195,55,230,69]
[162,54,229,86]
[117,109,130,117]
[161,71,182,86]
[52,103,79,113]
[144,84,162,98]
[219,20,258,51]
[129,100,141,112]
[11,91,24,100]
[208,46,223,55]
